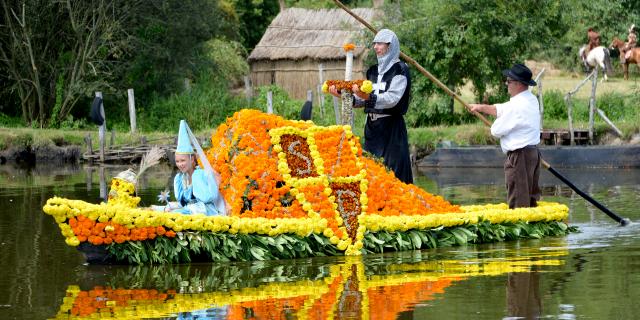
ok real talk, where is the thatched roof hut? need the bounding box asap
[248,8,379,100]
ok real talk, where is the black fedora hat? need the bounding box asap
[502,63,536,86]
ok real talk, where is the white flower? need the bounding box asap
[157,190,171,204]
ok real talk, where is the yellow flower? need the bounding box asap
[65,236,80,246]
[360,80,373,94]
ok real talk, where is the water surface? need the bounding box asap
[1,163,638,319]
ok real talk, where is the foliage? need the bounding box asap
[136,75,246,133]
[364,220,576,253]
[254,85,304,121]
[0,113,22,127]
[534,0,640,72]
[232,0,280,50]
[2,0,640,133]
[0,0,242,127]
[108,231,338,264]
[597,92,627,121]
[202,38,250,85]
[394,0,570,106]
[105,219,577,264]
[406,94,476,127]
[122,0,240,105]
[543,89,568,120]
[0,0,130,126]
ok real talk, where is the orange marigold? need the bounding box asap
[343,43,356,52]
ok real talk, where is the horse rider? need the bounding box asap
[621,24,637,64]
[582,28,601,63]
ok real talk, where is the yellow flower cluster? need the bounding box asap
[44,196,333,246]
[107,178,141,208]
[361,201,569,233]
[44,179,569,254]
[360,80,373,94]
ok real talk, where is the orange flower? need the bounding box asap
[324,80,365,92]
[343,43,356,52]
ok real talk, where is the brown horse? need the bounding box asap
[610,37,640,80]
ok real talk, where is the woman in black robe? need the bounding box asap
[330,29,413,184]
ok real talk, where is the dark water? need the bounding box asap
[0,163,638,319]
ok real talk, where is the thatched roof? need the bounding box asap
[248,8,378,61]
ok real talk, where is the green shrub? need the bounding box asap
[59,115,90,130]
[406,94,475,127]
[14,133,33,148]
[457,127,497,145]
[138,76,246,132]
[597,92,626,121]
[254,85,302,121]
[542,89,567,120]
[0,113,23,127]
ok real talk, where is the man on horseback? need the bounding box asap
[587,28,600,54]
[582,28,601,65]
[620,24,636,64]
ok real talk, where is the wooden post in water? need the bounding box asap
[588,67,598,144]
[267,91,274,114]
[95,92,106,162]
[127,89,137,133]
[84,134,93,164]
[85,166,93,191]
[99,166,107,201]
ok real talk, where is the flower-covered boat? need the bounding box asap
[43,109,575,264]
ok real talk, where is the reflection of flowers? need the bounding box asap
[157,190,171,204]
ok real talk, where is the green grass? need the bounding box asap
[0,127,210,153]
[1,69,638,154]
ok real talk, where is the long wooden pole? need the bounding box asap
[333,0,630,225]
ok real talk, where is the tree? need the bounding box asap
[122,0,239,102]
[391,0,570,118]
[0,0,131,127]
[535,0,640,71]
[0,0,240,127]
[232,0,279,51]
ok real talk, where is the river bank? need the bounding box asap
[0,120,638,165]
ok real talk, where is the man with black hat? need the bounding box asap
[469,63,541,209]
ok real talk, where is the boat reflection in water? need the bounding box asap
[51,246,568,319]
